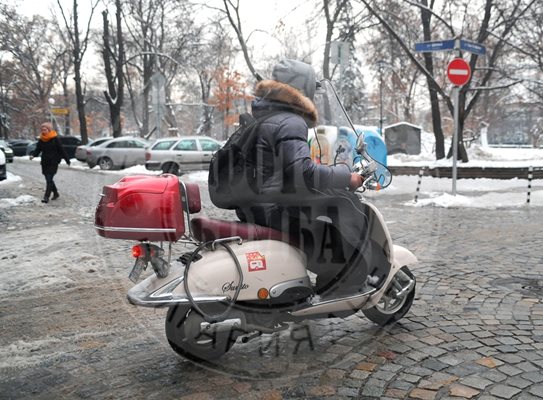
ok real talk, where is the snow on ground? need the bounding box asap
[375,131,543,208]
[388,131,543,168]
[0,172,22,185]
[0,194,38,208]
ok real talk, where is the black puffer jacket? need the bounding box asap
[250,79,351,201]
[32,136,70,175]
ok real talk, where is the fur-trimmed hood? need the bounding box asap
[254,80,318,128]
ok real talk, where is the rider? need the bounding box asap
[235,59,376,295]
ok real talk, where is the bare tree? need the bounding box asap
[361,0,537,162]
[56,0,100,144]
[322,0,349,79]
[511,2,543,104]
[0,58,18,139]
[102,0,124,137]
[50,17,74,136]
[123,0,198,137]
[220,0,260,80]
[0,6,63,132]
[419,0,446,159]
[190,20,234,137]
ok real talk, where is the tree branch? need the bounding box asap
[402,0,455,36]
[359,0,452,109]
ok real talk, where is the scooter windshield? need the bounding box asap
[314,80,352,129]
[312,80,392,189]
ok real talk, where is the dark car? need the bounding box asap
[58,136,82,159]
[8,139,33,156]
[26,136,82,159]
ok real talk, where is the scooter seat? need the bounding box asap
[191,216,296,246]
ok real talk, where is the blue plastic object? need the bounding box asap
[354,127,388,167]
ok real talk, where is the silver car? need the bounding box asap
[145,136,222,175]
[86,137,149,170]
[75,137,113,162]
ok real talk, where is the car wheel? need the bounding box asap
[162,163,179,175]
[98,157,114,170]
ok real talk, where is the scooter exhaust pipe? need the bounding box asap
[200,318,243,333]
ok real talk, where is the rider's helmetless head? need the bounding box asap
[271,59,317,101]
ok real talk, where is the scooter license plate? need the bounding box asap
[129,258,147,283]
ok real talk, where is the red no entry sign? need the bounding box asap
[447,58,471,86]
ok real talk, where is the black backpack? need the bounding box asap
[208,113,262,209]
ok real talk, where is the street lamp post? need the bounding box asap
[48,97,55,124]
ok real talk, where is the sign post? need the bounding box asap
[447,57,471,195]
[330,41,350,99]
[151,72,166,138]
[415,38,485,196]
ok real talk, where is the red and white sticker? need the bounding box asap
[246,252,267,272]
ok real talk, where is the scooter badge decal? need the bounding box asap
[246,252,267,272]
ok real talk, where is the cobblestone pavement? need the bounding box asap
[1,171,542,399]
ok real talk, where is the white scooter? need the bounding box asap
[94,80,417,361]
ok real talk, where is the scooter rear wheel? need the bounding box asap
[362,266,415,326]
[165,305,235,361]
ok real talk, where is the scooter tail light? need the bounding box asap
[132,244,144,258]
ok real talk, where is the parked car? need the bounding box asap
[86,137,149,170]
[26,135,82,159]
[75,137,113,162]
[0,139,14,163]
[58,136,82,159]
[145,136,222,175]
[7,139,33,156]
[0,149,6,180]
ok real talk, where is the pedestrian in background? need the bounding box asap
[29,122,70,203]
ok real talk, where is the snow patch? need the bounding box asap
[406,190,543,208]
[0,172,23,185]
[0,195,38,207]
[0,338,64,369]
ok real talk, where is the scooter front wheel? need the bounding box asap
[165,305,235,361]
[362,266,415,326]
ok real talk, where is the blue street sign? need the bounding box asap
[460,39,486,55]
[415,40,455,52]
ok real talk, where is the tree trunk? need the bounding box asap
[420,0,445,160]
[196,72,213,136]
[72,0,88,144]
[447,89,468,162]
[62,77,71,137]
[102,0,124,138]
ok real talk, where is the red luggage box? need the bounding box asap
[95,174,184,241]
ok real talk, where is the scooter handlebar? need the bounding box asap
[352,160,381,191]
